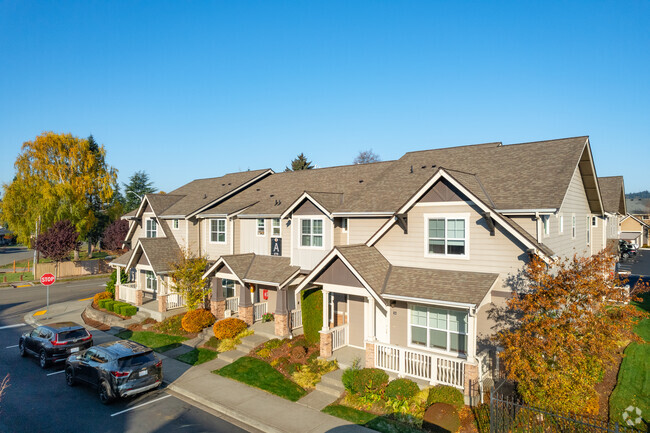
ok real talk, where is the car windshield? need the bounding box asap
[57,329,89,341]
[118,352,156,369]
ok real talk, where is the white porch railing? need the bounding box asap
[374,342,465,389]
[290,309,302,329]
[225,297,239,314]
[119,283,138,304]
[253,302,267,322]
[167,292,186,309]
[331,324,348,351]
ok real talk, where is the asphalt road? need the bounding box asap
[0,279,254,433]
[0,246,33,267]
[617,248,650,288]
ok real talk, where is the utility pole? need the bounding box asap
[33,215,41,280]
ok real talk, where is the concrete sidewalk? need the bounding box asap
[25,300,371,433]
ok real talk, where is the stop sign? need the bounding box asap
[41,273,56,286]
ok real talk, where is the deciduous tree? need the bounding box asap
[497,250,647,414]
[285,153,314,171]
[101,219,129,253]
[123,171,156,212]
[169,248,209,311]
[353,149,381,164]
[34,220,80,276]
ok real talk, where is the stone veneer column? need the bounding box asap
[158,295,167,313]
[240,306,253,325]
[463,362,479,398]
[115,268,121,300]
[239,282,254,325]
[319,330,332,358]
[211,300,226,319]
[275,288,289,337]
[211,277,226,319]
[365,341,375,368]
[135,290,143,306]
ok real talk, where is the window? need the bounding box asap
[559,214,564,233]
[572,215,576,239]
[542,215,550,236]
[586,217,590,245]
[410,306,468,354]
[257,219,265,236]
[172,219,179,230]
[210,219,226,243]
[144,271,157,292]
[300,219,323,247]
[592,216,598,227]
[341,218,348,232]
[222,279,236,298]
[426,216,467,257]
[272,218,281,237]
[145,219,157,238]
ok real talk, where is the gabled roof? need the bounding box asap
[202,253,300,288]
[125,238,182,274]
[622,214,650,228]
[110,249,134,267]
[598,176,626,215]
[626,198,650,215]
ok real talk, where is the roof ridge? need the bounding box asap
[403,142,502,155]
[189,168,272,182]
[278,159,395,174]
[502,135,588,148]
[242,253,256,280]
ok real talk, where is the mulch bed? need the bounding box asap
[248,335,320,379]
[594,345,626,421]
[81,310,111,331]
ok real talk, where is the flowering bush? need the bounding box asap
[93,291,112,305]
[262,312,274,322]
[213,317,248,340]
[181,308,216,333]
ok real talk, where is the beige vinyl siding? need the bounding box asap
[280,217,292,258]
[389,301,408,347]
[348,295,365,348]
[592,216,605,253]
[606,215,620,239]
[508,216,537,239]
[542,166,591,258]
[187,218,200,255]
[233,219,241,254]
[375,201,527,276]
[291,208,333,270]
[239,218,270,255]
[130,220,144,242]
[621,217,643,232]
[202,218,232,260]
[333,218,347,246]
[348,218,389,245]
[166,219,188,249]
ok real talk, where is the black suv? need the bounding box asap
[65,340,163,404]
[19,322,93,368]
[619,240,638,259]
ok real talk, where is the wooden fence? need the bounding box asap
[35,259,111,278]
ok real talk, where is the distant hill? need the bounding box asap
[626,190,650,200]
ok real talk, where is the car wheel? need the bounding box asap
[622,252,630,259]
[18,341,26,357]
[98,380,114,405]
[39,350,48,369]
[65,367,76,387]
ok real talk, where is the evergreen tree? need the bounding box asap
[285,153,314,171]
[123,171,156,212]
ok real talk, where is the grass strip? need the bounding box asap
[177,348,218,366]
[322,404,377,424]
[214,356,306,401]
[116,330,188,353]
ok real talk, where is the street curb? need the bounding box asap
[167,383,284,433]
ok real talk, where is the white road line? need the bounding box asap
[5,344,18,348]
[47,370,65,376]
[111,394,171,417]
[0,323,28,330]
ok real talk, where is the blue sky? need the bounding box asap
[1,1,648,194]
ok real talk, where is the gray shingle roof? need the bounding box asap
[219,254,300,286]
[598,176,626,214]
[110,249,133,267]
[137,238,182,273]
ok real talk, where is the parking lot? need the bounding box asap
[617,248,650,282]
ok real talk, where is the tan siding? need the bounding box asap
[233,219,241,254]
[131,220,144,243]
[291,215,333,270]
[187,218,199,255]
[280,217,291,258]
[592,216,605,253]
[389,301,408,347]
[348,295,365,347]
[348,217,389,245]
[202,218,232,260]
[621,217,643,232]
[239,218,270,255]
[166,219,188,249]
[508,216,537,239]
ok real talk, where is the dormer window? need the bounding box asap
[146,219,157,238]
[425,214,469,258]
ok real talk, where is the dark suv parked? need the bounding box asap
[19,322,93,368]
[65,340,163,404]
[619,240,638,259]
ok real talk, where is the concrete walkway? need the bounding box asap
[25,299,372,433]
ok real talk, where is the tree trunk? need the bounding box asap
[73,248,79,261]
[87,241,94,259]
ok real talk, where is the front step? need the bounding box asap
[314,369,345,397]
[239,333,269,351]
[218,348,248,364]
[315,381,345,397]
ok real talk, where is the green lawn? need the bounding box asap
[1,272,34,283]
[214,356,306,401]
[177,348,219,366]
[116,330,188,353]
[322,405,423,433]
[609,292,650,427]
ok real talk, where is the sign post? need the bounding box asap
[41,273,55,319]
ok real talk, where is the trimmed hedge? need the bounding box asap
[301,288,323,344]
[349,368,389,395]
[110,302,129,313]
[182,309,216,333]
[98,299,112,309]
[118,305,138,317]
[103,300,117,311]
[386,378,420,401]
[213,317,248,340]
[427,385,464,410]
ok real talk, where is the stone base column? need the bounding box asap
[158,295,167,313]
[319,330,332,358]
[275,313,289,337]
[114,285,120,301]
[239,305,253,325]
[135,290,143,306]
[464,362,479,397]
[365,341,375,368]
[211,300,226,319]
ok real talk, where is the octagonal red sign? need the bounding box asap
[40,273,56,286]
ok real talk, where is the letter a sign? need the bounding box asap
[271,237,282,256]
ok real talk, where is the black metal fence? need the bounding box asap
[489,390,641,433]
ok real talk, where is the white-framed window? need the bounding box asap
[542,215,550,236]
[257,218,265,236]
[145,219,157,238]
[272,218,281,237]
[559,214,564,234]
[300,218,323,247]
[572,215,576,239]
[425,214,469,258]
[409,305,468,354]
[144,270,157,292]
[172,219,179,230]
[341,218,348,232]
[210,218,226,243]
[586,216,590,245]
[591,216,598,227]
[222,279,236,298]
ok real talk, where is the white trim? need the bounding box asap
[172,219,180,230]
[256,218,266,237]
[407,304,469,358]
[296,217,326,250]
[202,258,246,287]
[332,212,394,217]
[245,278,279,288]
[271,218,282,237]
[414,201,474,207]
[423,213,470,260]
[208,218,227,244]
[559,213,564,234]
[382,294,475,309]
[145,217,158,238]
[280,193,333,220]
[496,208,557,214]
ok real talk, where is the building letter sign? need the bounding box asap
[271,237,282,256]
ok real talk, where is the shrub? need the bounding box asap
[264,339,284,349]
[98,299,112,309]
[262,312,274,322]
[256,347,272,358]
[301,288,323,344]
[119,305,138,317]
[94,291,112,304]
[103,300,117,311]
[386,378,420,401]
[426,385,464,410]
[105,269,128,298]
[213,317,248,340]
[110,302,128,313]
[342,358,362,392]
[182,309,216,333]
[350,368,389,396]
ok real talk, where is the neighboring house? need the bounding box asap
[598,176,627,250]
[626,197,650,226]
[620,214,649,247]
[113,135,616,400]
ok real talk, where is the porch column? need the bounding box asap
[239,283,253,325]
[211,277,226,319]
[368,296,376,341]
[319,288,332,358]
[115,267,121,300]
[157,276,167,313]
[321,289,329,332]
[467,310,477,363]
[275,288,289,337]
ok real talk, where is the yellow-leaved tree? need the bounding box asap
[0,132,117,251]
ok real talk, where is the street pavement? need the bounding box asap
[617,248,650,288]
[0,246,33,267]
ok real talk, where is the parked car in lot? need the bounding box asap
[19,322,93,368]
[65,340,163,404]
[619,240,638,259]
